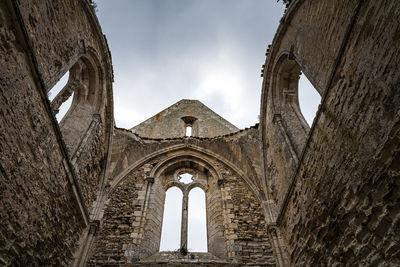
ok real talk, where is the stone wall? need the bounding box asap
[261,0,361,212]
[131,99,239,138]
[73,119,107,210]
[218,163,276,266]
[87,124,276,265]
[88,164,151,265]
[0,0,113,265]
[261,0,400,266]
[15,0,114,212]
[109,125,264,195]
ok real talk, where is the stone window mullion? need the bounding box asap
[180,190,189,249]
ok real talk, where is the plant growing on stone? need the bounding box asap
[177,246,188,256]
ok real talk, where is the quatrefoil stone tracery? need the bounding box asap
[178,173,193,184]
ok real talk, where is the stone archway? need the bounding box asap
[87,144,276,265]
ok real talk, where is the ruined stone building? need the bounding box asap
[0,0,399,266]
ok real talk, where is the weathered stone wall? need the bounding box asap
[17,0,113,90]
[109,125,264,195]
[0,0,113,265]
[131,99,239,138]
[261,0,361,212]
[16,0,114,213]
[73,119,107,210]
[270,0,359,95]
[0,21,85,261]
[88,164,151,265]
[218,163,275,266]
[87,123,276,265]
[206,170,226,259]
[261,0,400,266]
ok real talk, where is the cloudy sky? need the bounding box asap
[51,1,320,128]
[94,0,287,129]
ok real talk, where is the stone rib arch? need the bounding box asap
[163,180,186,192]
[108,144,262,203]
[89,143,272,263]
[151,155,221,185]
[46,46,113,163]
[186,181,207,193]
[163,178,207,194]
[49,48,115,218]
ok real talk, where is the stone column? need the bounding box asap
[73,220,99,267]
[266,224,289,267]
[126,176,155,261]
[180,191,189,249]
[138,176,155,238]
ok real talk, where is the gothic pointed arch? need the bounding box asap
[87,139,275,265]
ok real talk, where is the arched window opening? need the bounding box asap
[179,173,193,184]
[160,187,183,251]
[182,116,197,137]
[51,55,106,154]
[48,71,69,101]
[185,125,192,136]
[188,187,207,252]
[298,72,321,127]
[275,58,322,130]
[48,71,74,122]
[56,92,74,122]
[273,55,323,155]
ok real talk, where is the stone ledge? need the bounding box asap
[139,251,231,265]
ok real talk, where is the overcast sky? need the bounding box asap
[95,0,287,129]
[51,1,320,128]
